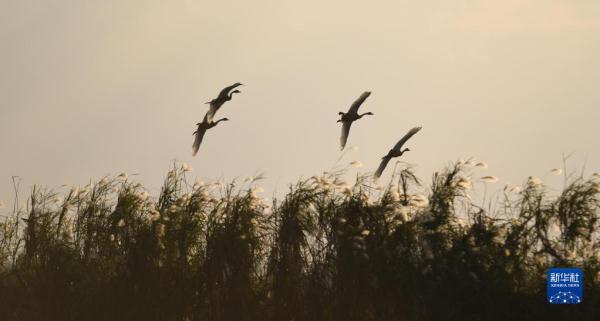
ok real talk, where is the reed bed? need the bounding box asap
[1,162,599,321]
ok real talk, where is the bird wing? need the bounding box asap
[340,121,352,150]
[204,83,241,122]
[392,127,422,151]
[217,83,242,100]
[192,127,208,156]
[203,102,220,123]
[348,91,371,114]
[374,157,392,179]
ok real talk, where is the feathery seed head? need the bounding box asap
[149,209,161,221]
[457,177,472,190]
[509,186,521,193]
[475,161,488,169]
[395,206,410,222]
[350,160,363,168]
[181,162,193,172]
[167,170,176,179]
[459,159,474,166]
[335,181,350,190]
[528,176,542,187]
[480,176,499,183]
[456,218,467,228]
[343,187,353,196]
[410,194,429,208]
[157,223,166,237]
[139,191,149,201]
[209,181,223,189]
[193,180,204,190]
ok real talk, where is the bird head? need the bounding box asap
[365,112,374,115]
[222,117,230,121]
[231,90,241,94]
[234,82,243,86]
[402,148,411,153]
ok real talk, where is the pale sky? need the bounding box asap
[1,0,599,206]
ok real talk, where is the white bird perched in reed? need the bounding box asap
[374,127,422,178]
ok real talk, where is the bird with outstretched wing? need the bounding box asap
[338,91,373,150]
[374,127,422,178]
[204,82,243,123]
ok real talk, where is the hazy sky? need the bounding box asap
[1,0,599,206]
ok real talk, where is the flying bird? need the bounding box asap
[338,91,373,150]
[374,127,422,178]
[204,82,243,122]
[192,117,230,156]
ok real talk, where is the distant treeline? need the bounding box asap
[1,163,599,321]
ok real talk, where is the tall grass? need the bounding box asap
[1,162,599,321]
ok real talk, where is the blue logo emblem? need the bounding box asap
[547,268,582,304]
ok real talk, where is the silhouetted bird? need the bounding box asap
[192,117,229,156]
[338,91,373,150]
[204,82,242,122]
[374,127,422,178]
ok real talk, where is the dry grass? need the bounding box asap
[1,162,599,321]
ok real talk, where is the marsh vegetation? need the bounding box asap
[1,163,599,321]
